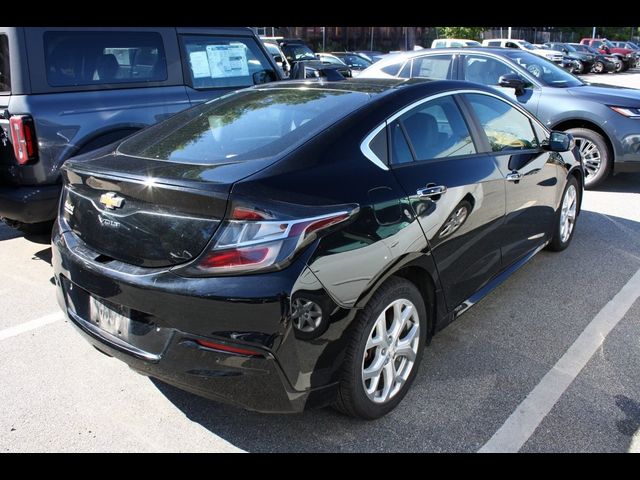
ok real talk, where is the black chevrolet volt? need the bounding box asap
[52,78,583,419]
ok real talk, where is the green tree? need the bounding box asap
[437,27,486,41]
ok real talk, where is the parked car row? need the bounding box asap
[2,27,640,420]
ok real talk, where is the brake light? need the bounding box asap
[9,115,38,165]
[186,205,358,275]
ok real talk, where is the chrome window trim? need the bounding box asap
[359,88,549,170]
[360,122,389,170]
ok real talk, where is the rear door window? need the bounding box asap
[0,35,10,93]
[393,95,476,163]
[181,35,276,90]
[44,31,167,86]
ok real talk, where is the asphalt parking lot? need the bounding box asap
[1,72,640,453]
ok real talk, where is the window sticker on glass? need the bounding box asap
[205,44,249,78]
[190,51,211,78]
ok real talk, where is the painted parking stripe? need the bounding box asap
[0,312,64,341]
[479,267,640,453]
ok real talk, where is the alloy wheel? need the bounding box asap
[560,184,577,243]
[361,299,420,404]
[575,137,602,181]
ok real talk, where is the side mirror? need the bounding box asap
[252,70,277,85]
[498,73,527,96]
[562,48,568,54]
[543,131,574,152]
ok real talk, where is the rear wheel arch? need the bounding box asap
[393,266,437,339]
[355,260,439,341]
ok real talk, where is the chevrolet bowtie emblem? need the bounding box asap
[99,192,125,210]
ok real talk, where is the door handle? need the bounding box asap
[417,185,447,197]
[506,172,522,182]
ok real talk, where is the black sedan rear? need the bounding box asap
[53,78,583,419]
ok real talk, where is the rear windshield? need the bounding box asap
[44,31,167,87]
[0,35,10,93]
[118,87,369,164]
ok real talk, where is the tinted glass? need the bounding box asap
[397,61,412,79]
[503,50,583,87]
[320,55,345,65]
[464,55,521,86]
[369,127,388,165]
[390,121,414,164]
[400,95,476,161]
[381,62,402,76]
[0,35,9,93]
[182,35,275,90]
[343,55,371,68]
[411,55,452,79]
[281,44,315,61]
[44,31,167,87]
[465,93,539,152]
[119,88,369,165]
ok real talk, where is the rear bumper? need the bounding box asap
[0,184,61,223]
[51,226,342,413]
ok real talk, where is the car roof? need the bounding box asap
[371,47,521,65]
[252,77,498,101]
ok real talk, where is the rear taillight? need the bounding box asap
[9,115,38,165]
[181,204,358,275]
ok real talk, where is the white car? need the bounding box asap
[431,38,481,48]
[482,38,564,64]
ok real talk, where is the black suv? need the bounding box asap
[0,27,281,232]
[276,38,351,78]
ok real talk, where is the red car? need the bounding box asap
[580,38,636,71]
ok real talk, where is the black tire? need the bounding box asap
[614,59,624,73]
[565,127,610,189]
[572,60,584,74]
[591,61,604,74]
[333,277,428,419]
[547,176,580,252]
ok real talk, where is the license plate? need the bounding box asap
[88,295,131,338]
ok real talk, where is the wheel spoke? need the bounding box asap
[395,344,416,362]
[379,362,395,402]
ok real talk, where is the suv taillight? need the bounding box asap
[9,115,38,165]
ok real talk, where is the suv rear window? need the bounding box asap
[44,31,167,87]
[0,35,10,93]
[181,35,276,90]
[118,88,369,165]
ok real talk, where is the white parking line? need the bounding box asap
[479,267,640,453]
[0,312,64,341]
